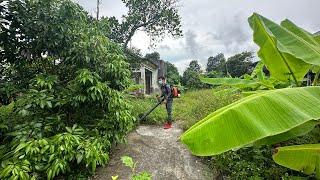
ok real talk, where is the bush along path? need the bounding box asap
[92,123,215,180]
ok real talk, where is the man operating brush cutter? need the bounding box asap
[157,76,174,129]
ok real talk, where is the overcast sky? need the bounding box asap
[75,0,320,74]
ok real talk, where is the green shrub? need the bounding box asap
[0,125,109,179]
[0,69,135,178]
[211,127,320,179]
[0,103,16,144]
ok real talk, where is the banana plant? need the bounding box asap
[201,61,286,91]
[181,13,320,178]
[181,87,320,177]
[202,13,320,91]
[248,13,320,86]
[181,87,320,155]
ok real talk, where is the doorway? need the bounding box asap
[145,69,152,94]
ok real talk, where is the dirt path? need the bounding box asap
[92,123,215,180]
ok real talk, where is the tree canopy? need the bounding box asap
[206,53,226,74]
[226,51,255,77]
[182,60,204,89]
[106,0,183,49]
[166,62,181,85]
[145,51,161,63]
[188,60,201,72]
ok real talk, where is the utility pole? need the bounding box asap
[96,0,100,20]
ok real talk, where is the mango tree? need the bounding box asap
[0,0,135,179]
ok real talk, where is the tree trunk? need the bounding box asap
[123,22,150,49]
[123,26,140,49]
[96,0,100,20]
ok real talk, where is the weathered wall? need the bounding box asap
[131,59,167,95]
[156,60,167,78]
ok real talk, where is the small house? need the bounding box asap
[131,59,167,95]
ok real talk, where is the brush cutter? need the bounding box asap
[138,97,164,121]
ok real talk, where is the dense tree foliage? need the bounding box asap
[145,52,161,63]
[205,52,254,78]
[226,51,255,77]
[206,53,227,76]
[187,60,201,73]
[0,0,134,179]
[182,60,205,89]
[106,0,183,48]
[166,62,180,85]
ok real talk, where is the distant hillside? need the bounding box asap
[314,31,320,35]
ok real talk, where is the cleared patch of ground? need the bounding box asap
[92,123,215,180]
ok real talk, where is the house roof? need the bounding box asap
[125,49,158,69]
[143,58,158,69]
[131,57,158,69]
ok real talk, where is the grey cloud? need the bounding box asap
[213,13,250,45]
[184,30,203,58]
[75,0,320,74]
[172,59,193,74]
[158,45,171,51]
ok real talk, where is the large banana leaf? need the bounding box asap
[241,90,268,97]
[281,19,320,47]
[250,61,265,80]
[312,65,320,74]
[314,34,320,44]
[202,61,278,90]
[212,87,240,96]
[248,13,320,84]
[180,87,320,156]
[254,120,319,146]
[201,77,276,90]
[273,144,320,178]
[200,77,259,89]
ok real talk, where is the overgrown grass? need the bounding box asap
[128,96,167,124]
[173,88,241,130]
[128,88,240,127]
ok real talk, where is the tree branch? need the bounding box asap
[123,22,150,49]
